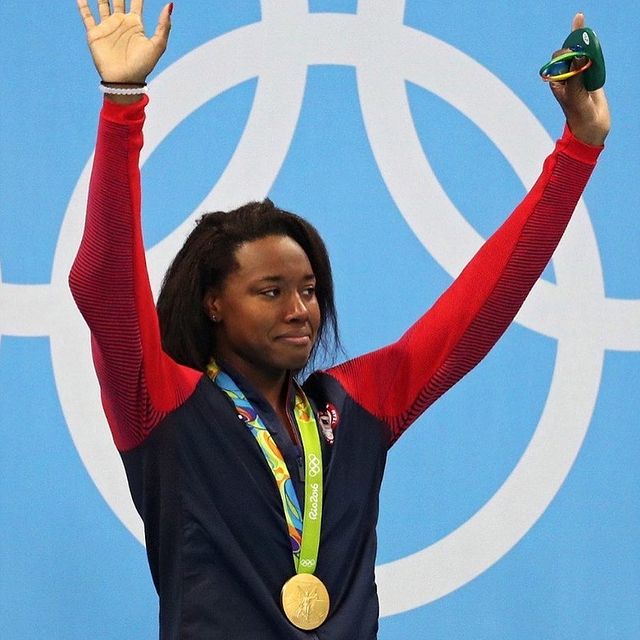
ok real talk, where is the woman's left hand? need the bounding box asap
[549,12,611,146]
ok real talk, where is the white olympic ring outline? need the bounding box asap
[307,454,322,478]
[299,559,316,568]
[0,0,639,619]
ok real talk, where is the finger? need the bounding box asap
[113,0,125,13]
[97,0,112,21]
[76,0,97,31]
[548,81,566,106]
[570,55,588,71]
[562,65,589,105]
[150,3,172,51]
[548,79,575,121]
[130,0,144,16]
[571,12,585,31]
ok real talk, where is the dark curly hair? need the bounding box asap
[156,199,340,374]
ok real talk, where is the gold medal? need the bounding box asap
[281,573,330,630]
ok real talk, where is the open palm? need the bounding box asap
[77,0,171,83]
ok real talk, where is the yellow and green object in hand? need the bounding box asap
[539,27,606,91]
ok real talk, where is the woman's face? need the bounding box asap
[206,235,321,386]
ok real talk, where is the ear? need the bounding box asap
[203,290,222,323]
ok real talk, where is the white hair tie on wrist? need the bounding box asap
[99,82,148,96]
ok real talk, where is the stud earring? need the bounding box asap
[210,314,218,323]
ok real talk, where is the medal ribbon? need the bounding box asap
[207,361,323,575]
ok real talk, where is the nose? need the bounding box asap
[284,292,310,323]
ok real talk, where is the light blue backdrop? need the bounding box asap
[1,1,638,638]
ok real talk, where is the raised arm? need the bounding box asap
[69,1,200,452]
[326,13,609,445]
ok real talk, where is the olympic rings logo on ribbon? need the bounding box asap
[1,0,638,620]
[299,558,316,569]
[307,454,321,478]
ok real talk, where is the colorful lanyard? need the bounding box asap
[207,361,324,575]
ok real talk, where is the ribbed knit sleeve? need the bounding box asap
[326,126,603,445]
[69,97,202,452]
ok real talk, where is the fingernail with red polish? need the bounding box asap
[169,3,174,16]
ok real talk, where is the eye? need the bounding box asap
[260,288,280,298]
[301,285,316,299]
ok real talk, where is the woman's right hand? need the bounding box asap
[77,0,172,84]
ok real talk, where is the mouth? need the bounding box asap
[275,333,313,347]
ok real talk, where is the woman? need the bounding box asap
[71,1,610,638]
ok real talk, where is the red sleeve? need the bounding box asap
[68,96,201,452]
[326,126,603,445]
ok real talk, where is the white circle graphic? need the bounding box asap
[2,0,640,619]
